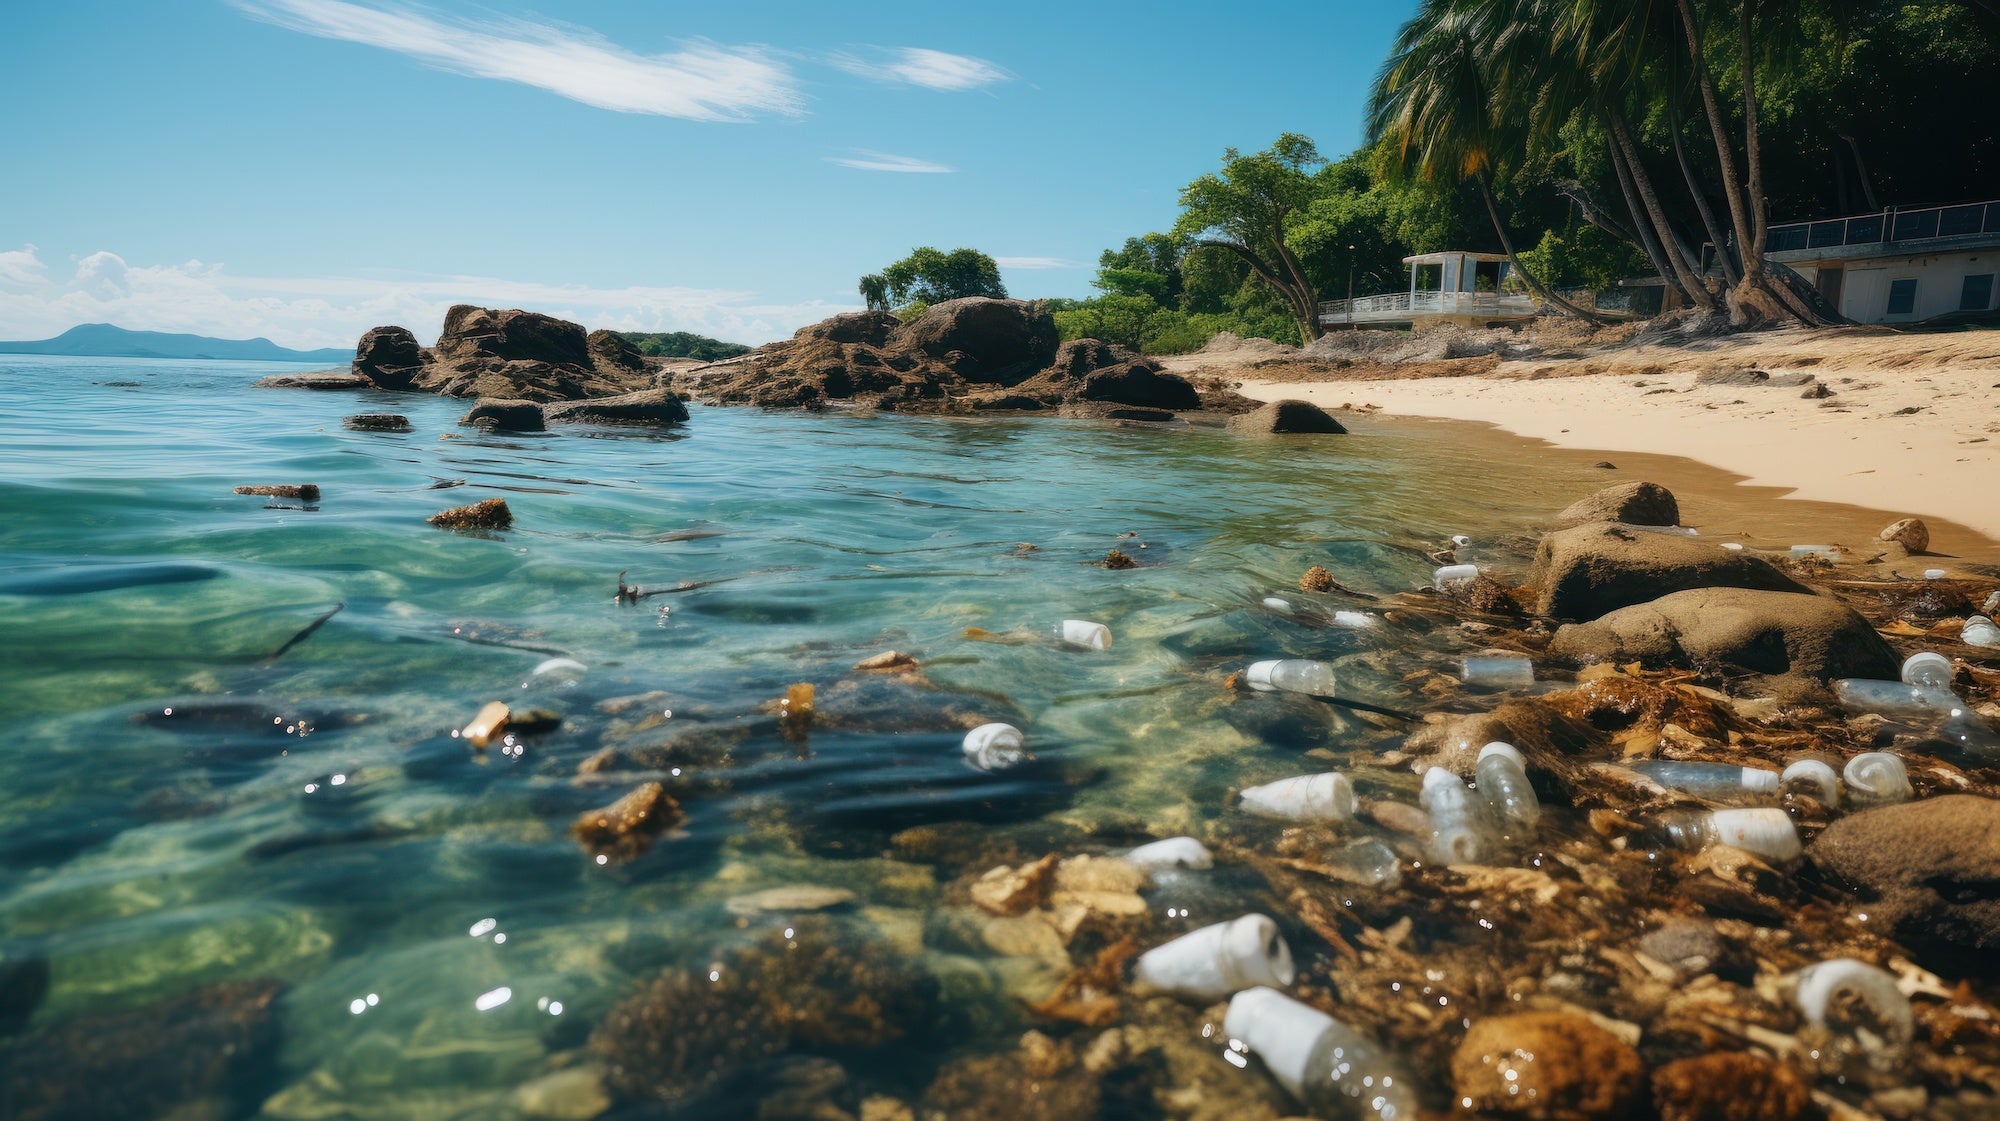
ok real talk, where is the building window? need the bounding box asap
[1886,278,1918,316]
[1963,273,1996,312]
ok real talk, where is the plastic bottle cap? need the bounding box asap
[1450,534,1471,547]
[1902,651,1951,681]
[1477,741,1524,769]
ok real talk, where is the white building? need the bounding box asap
[1318,251,1538,331]
[1767,199,2000,324]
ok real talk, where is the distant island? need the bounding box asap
[617,331,750,361]
[0,323,353,363]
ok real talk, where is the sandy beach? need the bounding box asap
[1184,326,2000,542]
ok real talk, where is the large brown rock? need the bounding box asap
[587,328,648,374]
[433,305,591,368]
[1553,481,1680,529]
[1651,1052,1818,1121]
[461,399,547,431]
[541,387,689,427]
[1810,795,2000,954]
[1226,398,1347,434]
[801,311,899,347]
[1451,1012,1645,1119]
[1079,362,1199,410]
[894,297,1060,385]
[1527,523,1809,621]
[1549,587,1900,682]
[1877,517,1929,553]
[351,325,425,389]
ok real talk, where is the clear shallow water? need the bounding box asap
[0,354,1625,1118]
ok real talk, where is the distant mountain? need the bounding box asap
[0,323,352,363]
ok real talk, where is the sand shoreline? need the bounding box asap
[1202,326,2000,545]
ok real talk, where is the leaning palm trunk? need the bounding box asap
[1669,100,1740,286]
[1473,176,1607,322]
[1676,0,1759,283]
[1608,117,1716,309]
[1606,139,1688,303]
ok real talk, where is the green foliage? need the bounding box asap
[618,332,752,361]
[1516,224,1646,291]
[895,300,931,324]
[869,247,1007,310]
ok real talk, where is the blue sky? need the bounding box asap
[0,1,1415,348]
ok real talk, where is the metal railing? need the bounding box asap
[1766,199,2000,253]
[1317,290,1538,321]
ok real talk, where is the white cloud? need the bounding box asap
[995,257,1086,270]
[832,47,1009,92]
[0,245,841,349]
[233,0,801,122]
[826,150,955,174]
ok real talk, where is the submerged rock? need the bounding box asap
[1528,523,1808,621]
[540,387,689,427]
[1650,1052,1817,1121]
[1810,795,2000,954]
[251,371,372,390]
[232,483,321,501]
[428,498,512,531]
[461,399,547,432]
[1553,481,1680,529]
[1226,398,1347,434]
[341,413,413,432]
[1451,1012,1645,1120]
[570,782,682,863]
[1549,587,1899,682]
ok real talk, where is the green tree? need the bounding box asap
[1172,134,1329,342]
[867,247,1007,310]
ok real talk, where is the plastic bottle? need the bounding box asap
[1628,760,1781,802]
[1326,837,1402,888]
[1449,534,1472,549]
[1648,807,1802,863]
[1780,758,1840,807]
[1239,773,1357,821]
[1122,836,1213,873]
[1261,596,1295,613]
[1129,914,1294,1003]
[1331,610,1377,629]
[1224,987,1417,1121]
[1461,654,1534,688]
[1058,619,1112,650]
[1964,615,2000,648]
[1830,678,1960,721]
[1719,542,1746,552]
[1901,652,1954,691]
[962,723,1028,772]
[1924,568,1948,580]
[1433,563,1479,587]
[1420,767,1492,865]
[1842,752,1912,805]
[1246,659,1338,697]
[1474,742,1540,827]
[1794,958,1914,1045]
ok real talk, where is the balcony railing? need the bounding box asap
[1317,290,1538,322]
[1766,199,2000,253]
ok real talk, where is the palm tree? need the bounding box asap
[1369,0,1609,321]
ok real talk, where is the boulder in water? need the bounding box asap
[895,297,1060,384]
[460,399,547,431]
[1810,795,2000,955]
[351,325,426,389]
[428,498,513,531]
[1226,399,1347,434]
[1549,587,1899,682]
[1527,522,1809,621]
[541,387,689,427]
[1553,481,1680,529]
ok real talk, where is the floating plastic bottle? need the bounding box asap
[1461,654,1534,688]
[1924,568,1948,580]
[1239,772,1356,821]
[1901,652,1954,691]
[1261,597,1295,613]
[1433,564,1479,587]
[1058,619,1112,650]
[962,723,1028,772]
[1123,836,1213,873]
[1224,987,1417,1121]
[1842,752,1912,805]
[1964,615,2000,648]
[1475,742,1541,827]
[1129,914,1294,1003]
[1420,767,1492,865]
[1246,659,1339,697]
[1331,610,1377,628]
[1794,958,1914,1045]
[1628,760,1781,802]
[1649,807,1801,863]
[1780,758,1840,807]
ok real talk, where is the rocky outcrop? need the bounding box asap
[1527,523,1809,621]
[1226,399,1347,434]
[542,387,689,426]
[251,371,372,390]
[351,325,426,389]
[1549,587,1900,682]
[1553,481,1681,529]
[1811,796,2000,955]
[675,303,1239,416]
[460,399,547,432]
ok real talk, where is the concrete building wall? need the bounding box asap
[1795,250,2000,323]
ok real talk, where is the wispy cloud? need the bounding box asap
[832,47,1009,92]
[0,245,841,349]
[826,150,955,174]
[233,0,802,122]
[995,257,1086,270]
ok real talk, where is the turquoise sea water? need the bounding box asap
[0,354,1633,1119]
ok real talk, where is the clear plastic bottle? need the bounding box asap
[1648,807,1801,863]
[1964,615,2000,648]
[1831,678,1961,720]
[1461,655,1534,688]
[1224,987,1417,1121]
[1628,760,1780,803]
[1420,767,1492,865]
[1474,742,1540,827]
[1325,837,1402,888]
[1433,563,1479,587]
[1901,652,1954,691]
[1246,659,1339,697]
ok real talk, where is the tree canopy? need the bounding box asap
[859,247,1007,312]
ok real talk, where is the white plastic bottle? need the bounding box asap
[1122,836,1213,873]
[962,723,1028,772]
[1648,807,1801,863]
[1224,987,1417,1120]
[1420,767,1492,865]
[1129,914,1294,1003]
[1245,659,1339,697]
[1474,742,1540,827]
[1057,619,1112,650]
[1434,563,1480,587]
[1239,772,1356,821]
